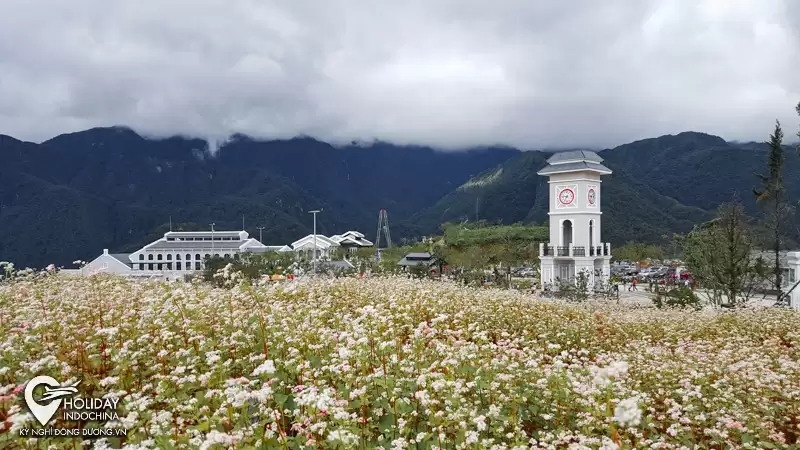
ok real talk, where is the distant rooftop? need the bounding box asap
[165,230,247,237]
[109,254,132,267]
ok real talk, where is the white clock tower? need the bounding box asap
[537,150,612,288]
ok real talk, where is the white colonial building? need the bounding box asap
[287,230,373,259]
[290,234,341,260]
[330,231,374,253]
[129,230,269,271]
[77,228,373,279]
[538,150,612,288]
[79,230,269,279]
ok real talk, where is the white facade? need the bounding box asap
[75,229,372,279]
[783,252,800,309]
[330,231,374,253]
[538,151,612,288]
[129,230,268,273]
[81,250,134,276]
[290,234,340,260]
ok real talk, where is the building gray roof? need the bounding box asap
[397,252,434,266]
[324,260,355,270]
[109,254,132,267]
[537,161,612,176]
[546,150,604,164]
[165,230,245,237]
[245,246,288,254]
[145,240,248,250]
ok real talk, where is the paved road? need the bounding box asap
[612,288,779,307]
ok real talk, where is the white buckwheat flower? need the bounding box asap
[251,359,276,377]
[613,397,642,427]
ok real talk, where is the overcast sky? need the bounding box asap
[0,0,798,150]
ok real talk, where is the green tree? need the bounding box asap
[677,202,769,307]
[652,286,702,310]
[557,270,590,302]
[753,121,793,291]
[612,241,664,263]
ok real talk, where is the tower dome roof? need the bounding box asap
[538,150,611,175]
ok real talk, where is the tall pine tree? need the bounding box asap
[754,121,788,291]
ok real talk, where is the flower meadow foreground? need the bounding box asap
[1,276,799,449]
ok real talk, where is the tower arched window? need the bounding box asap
[561,220,573,247]
[589,220,594,249]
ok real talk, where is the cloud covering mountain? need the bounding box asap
[1,0,798,149]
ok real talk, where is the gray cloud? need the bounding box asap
[0,0,798,150]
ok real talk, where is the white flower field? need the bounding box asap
[1,275,799,449]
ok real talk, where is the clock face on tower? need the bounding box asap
[558,188,575,205]
[587,184,598,208]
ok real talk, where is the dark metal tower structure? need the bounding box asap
[375,209,392,249]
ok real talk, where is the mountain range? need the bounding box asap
[1,127,798,268]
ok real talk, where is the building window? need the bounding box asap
[205,254,211,259]
[176,254,181,260]
[148,254,153,261]
[157,254,163,261]
[195,254,201,260]
[176,262,182,270]
[167,254,172,261]
[214,254,220,258]
[167,263,172,270]
[139,254,144,261]
[195,262,201,270]
[186,254,191,261]
[167,238,174,241]
[158,264,163,270]
[148,263,154,270]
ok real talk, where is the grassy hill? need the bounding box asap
[409,145,715,245]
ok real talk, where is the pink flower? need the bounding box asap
[12,384,24,395]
